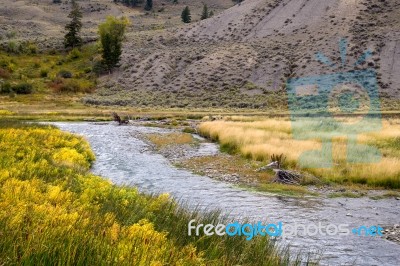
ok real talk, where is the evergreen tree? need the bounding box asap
[98,16,129,71]
[64,0,82,49]
[201,4,208,20]
[209,10,214,17]
[144,0,152,11]
[181,6,191,23]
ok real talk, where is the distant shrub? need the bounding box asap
[68,48,82,60]
[40,69,49,78]
[27,42,38,54]
[12,82,33,94]
[2,41,38,55]
[58,70,73,78]
[83,67,92,74]
[1,82,33,94]
[5,41,19,54]
[0,82,12,93]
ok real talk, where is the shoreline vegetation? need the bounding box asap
[138,124,400,198]
[198,117,400,189]
[0,120,307,265]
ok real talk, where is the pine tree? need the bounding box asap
[64,0,82,49]
[209,10,214,17]
[144,0,152,11]
[181,6,191,23]
[99,16,129,71]
[201,4,208,20]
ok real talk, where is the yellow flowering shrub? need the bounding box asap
[0,123,205,265]
[0,122,287,266]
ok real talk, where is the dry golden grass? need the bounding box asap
[199,117,400,188]
[146,133,194,149]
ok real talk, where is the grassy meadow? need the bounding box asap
[198,116,400,189]
[0,120,303,265]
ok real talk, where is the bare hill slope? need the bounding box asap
[86,0,400,109]
[1,0,399,109]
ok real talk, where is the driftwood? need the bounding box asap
[257,154,303,185]
[271,169,302,185]
[112,112,129,125]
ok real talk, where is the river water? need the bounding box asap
[53,122,400,266]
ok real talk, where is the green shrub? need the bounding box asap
[68,48,82,60]
[40,69,49,78]
[22,42,38,54]
[0,82,12,93]
[6,41,19,54]
[58,70,73,78]
[12,82,33,94]
[83,67,92,74]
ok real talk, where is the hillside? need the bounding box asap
[85,0,400,109]
[1,0,399,110]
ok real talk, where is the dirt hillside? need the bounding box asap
[1,0,399,109]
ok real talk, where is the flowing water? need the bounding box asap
[53,122,400,266]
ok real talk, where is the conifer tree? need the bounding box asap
[181,6,191,23]
[64,0,82,49]
[201,4,208,20]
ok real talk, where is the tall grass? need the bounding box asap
[198,117,400,188]
[0,121,301,265]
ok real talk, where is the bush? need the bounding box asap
[5,41,19,54]
[0,82,12,93]
[20,42,38,54]
[68,48,82,60]
[12,82,33,94]
[58,70,73,78]
[40,69,48,78]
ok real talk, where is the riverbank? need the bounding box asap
[136,120,400,200]
[0,120,300,265]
